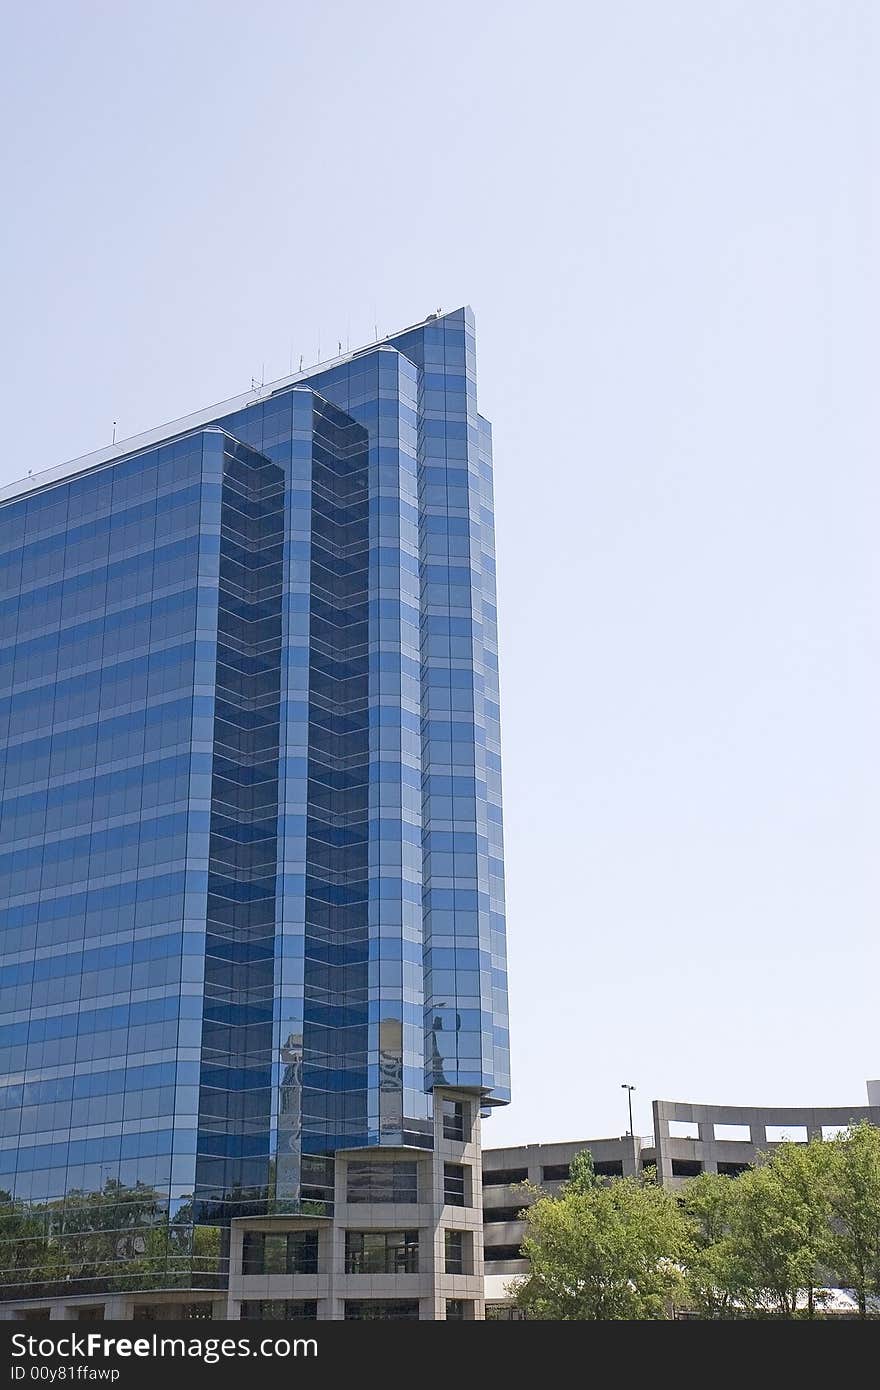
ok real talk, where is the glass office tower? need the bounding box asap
[0,308,509,1319]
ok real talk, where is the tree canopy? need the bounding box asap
[514,1164,687,1320]
[511,1127,880,1319]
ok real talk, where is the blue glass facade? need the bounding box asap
[0,308,508,1297]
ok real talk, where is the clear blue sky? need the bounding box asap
[1,1,877,1145]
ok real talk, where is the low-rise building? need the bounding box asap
[482,1081,880,1316]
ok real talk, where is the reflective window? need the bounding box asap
[446,1299,473,1320]
[346,1162,418,1205]
[443,1163,467,1207]
[241,1230,318,1276]
[344,1300,419,1321]
[344,1230,418,1275]
[442,1100,468,1142]
[444,1228,472,1275]
[240,1302,317,1320]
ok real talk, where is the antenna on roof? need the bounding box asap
[112,422,117,444]
[299,354,304,371]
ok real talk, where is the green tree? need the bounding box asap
[514,1173,687,1320]
[826,1122,880,1319]
[727,1140,834,1318]
[679,1171,741,1318]
[566,1150,597,1193]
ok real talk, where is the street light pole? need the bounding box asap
[621,1083,636,1137]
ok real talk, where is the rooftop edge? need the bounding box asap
[0,306,470,508]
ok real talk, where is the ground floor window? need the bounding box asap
[445,1299,474,1320]
[132,1304,214,1320]
[344,1300,420,1321]
[240,1301,318,1320]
